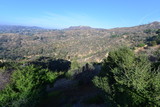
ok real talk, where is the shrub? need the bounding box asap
[65,60,80,79]
[110,35,120,38]
[137,43,145,47]
[144,29,152,34]
[0,65,58,107]
[93,48,160,107]
[156,29,160,35]
[149,41,157,46]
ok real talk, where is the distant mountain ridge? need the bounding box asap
[0,25,46,35]
[64,26,93,30]
[0,25,44,30]
[1,21,160,31]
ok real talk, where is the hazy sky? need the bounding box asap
[0,0,160,28]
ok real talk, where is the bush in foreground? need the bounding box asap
[0,65,58,107]
[93,48,160,107]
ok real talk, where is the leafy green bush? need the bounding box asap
[110,35,120,38]
[149,41,157,46]
[70,60,80,70]
[147,29,160,45]
[93,48,160,107]
[65,60,79,79]
[137,43,145,47]
[143,29,152,34]
[156,29,160,35]
[0,65,58,107]
[65,70,75,79]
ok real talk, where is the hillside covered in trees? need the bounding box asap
[1,21,160,62]
[0,22,160,107]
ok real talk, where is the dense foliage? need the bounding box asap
[93,48,160,107]
[147,29,160,46]
[0,65,58,107]
[0,48,160,106]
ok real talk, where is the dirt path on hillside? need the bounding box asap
[134,45,160,53]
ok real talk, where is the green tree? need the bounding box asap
[0,65,58,107]
[70,60,80,70]
[65,60,79,79]
[149,41,157,46]
[137,43,145,47]
[156,29,160,35]
[93,48,160,107]
[144,29,152,34]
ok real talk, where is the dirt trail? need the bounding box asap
[134,45,160,53]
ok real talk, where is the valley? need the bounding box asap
[0,22,160,107]
[1,21,160,63]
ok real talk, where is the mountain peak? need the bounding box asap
[140,21,160,29]
[66,26,92,30]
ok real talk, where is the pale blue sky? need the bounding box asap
[0,0,160,29]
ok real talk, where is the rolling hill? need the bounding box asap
[0,21,160,62]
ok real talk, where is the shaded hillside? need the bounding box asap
[1,47,160,107]
[0,21,160,62]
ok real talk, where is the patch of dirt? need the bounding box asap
[134,45,160,53]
